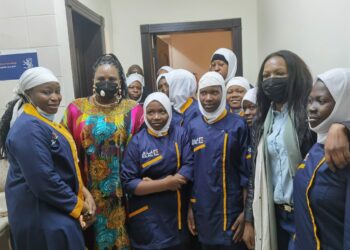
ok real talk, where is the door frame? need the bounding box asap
[65,0,105,98]
[140,18,242,91]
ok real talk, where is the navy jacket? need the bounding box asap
[187,111,250,246]
[294,143,350,250]
[172,98,200,127]
[121,125,193,249]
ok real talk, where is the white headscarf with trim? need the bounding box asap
[198,71,226,124]
[126,73,144,103]
[310,68,350,144]
[242,87,258,105]
[166,69,197,112]
[10,67,59,127]
[226,76,251,92]
[211,48,237,84]
[144,92,172,137]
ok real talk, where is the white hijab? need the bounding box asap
[126,73,144,87]
[310,68,350,144]
[198,71,226,124]
[144,92,172,137]
[211,48,237,84]
[10,67,59,127]
[158,66,173,74]
[126,73,144,103]
[166,69,197,112]
[242,87,258,106]
[226,76,251,92]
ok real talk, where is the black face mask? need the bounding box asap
[95,81,118,99]
[261,77,289,103]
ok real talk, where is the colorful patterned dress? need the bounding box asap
[62,97,144,250]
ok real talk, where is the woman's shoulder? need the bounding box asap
[8,115,51,142]
[122,99,138,112]
[69,97,89,107]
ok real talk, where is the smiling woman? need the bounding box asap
[0,67,96,250]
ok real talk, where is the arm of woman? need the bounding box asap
[325,123,350,169]
[121,137,185,196]
[8,120,84,219]
[177,129,194,181]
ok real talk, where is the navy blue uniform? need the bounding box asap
[187,111,250,247]
[121,125,193,250]
[172,98,200,127]
[294,143,350,250]
[5,104,85,250]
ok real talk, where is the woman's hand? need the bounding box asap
[325,123,350,170]
[243,221,255,249]
[82,186,96,215]
[187,205,197,236]
[163,174,187,191]
[232,212,245,243]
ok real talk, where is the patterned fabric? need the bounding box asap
[63,97,144,250]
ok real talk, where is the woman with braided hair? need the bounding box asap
[62,54,144,250]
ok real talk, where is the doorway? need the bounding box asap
[140,18,242,91]
[66,0,105,98]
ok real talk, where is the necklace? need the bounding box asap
[92,95,121,108]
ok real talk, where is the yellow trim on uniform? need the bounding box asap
[204,109,227,124]
[246,154,252,159]
[179,98,193,114]
[128,205,149,218]
[141,155,163,168]
[193,144,206,152]
[175,143,180,169]
[222,133,228,231]
[214,109,228,123]
[147,128,168,137]
[306,157,325,250]
[190,198,197,203]
[23,104,84,219]
[298,163,306,169]
[175,142,182,230]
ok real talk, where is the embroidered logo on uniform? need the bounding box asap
[142,149,160,159]
[191,137,204,146]
[51,132,58,146]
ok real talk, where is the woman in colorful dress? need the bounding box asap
[63,54,144,250]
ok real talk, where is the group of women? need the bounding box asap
[0,47,349,250]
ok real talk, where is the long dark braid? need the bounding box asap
[92,53,127,98]
[0,99,19,159]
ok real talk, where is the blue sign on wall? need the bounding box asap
[0,52,38,81]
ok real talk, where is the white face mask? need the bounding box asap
[36,106,55,121]
[24,93,55,121]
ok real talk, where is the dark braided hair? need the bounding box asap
[0,98,22,159]
[92,53,127,98]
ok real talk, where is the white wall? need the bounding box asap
[0,0,113,119]
[257,0,350,77]
[77,0,114,52]
[0,0,64,117]
[110,0,259,84]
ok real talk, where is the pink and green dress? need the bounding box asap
[62,97,144,250]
